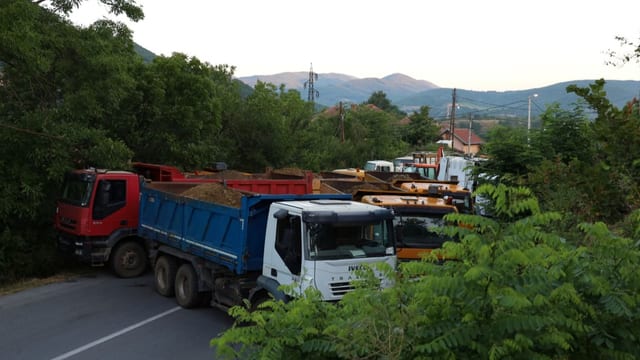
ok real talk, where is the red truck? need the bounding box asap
[55,163,315,278]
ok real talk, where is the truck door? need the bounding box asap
[91,179,130,232]
[273,215,302,278]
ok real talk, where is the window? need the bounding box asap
[307,220,393,260]
[60,175,94,207]
[92,179,127,220]
[394,214,452,249]
[275,215,302,275]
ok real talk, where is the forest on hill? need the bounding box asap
[237,72,640,118]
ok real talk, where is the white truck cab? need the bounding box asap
[259,199,396,301]
[363,160,394,172]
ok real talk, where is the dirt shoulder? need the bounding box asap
[0,269,99,296]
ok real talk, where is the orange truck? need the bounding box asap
[391,179,474,215]
[353,189,459,261]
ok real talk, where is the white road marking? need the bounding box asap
[49,306,182,360]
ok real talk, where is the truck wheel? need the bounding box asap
[110,241,148,278]
[175,263,202,309]
[154,256,177,297]
[250,294,270,312]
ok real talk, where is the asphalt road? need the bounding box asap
[0,270,235,360]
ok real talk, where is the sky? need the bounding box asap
[68,0,640,92]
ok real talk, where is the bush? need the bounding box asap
[211,184,640,359]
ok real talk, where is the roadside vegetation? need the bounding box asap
[2,1,640,358]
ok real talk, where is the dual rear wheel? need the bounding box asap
[153,256,207,309]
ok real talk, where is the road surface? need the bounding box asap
[0,271,235,360]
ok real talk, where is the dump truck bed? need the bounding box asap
[138,182,350,274]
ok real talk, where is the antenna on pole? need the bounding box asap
[303,63,320,103]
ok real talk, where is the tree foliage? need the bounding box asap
[212,184,640,359]
[217,82,315,172]
[480,79,640,228]
[479,125,541,184]
[35,0,144,21]
[0,1,136,281]
[606,35,640,67]
[365,90,404,117]
[120,54,234,169]
[402,105,440,148]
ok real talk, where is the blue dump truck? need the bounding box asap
[138,181,397,310]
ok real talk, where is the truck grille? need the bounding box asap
[330,281,354,296]
[330,278,384,297]
[58,216,77,230]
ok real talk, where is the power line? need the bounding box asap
[0,122,63,140]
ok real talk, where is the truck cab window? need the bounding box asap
[93,180,126,220]
[395,215,452,249]
[308,221,393,260]
[275,216,302,275]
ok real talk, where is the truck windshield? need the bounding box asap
[394,214,453,249]
[60,174,95,207]
[307,220,394,260]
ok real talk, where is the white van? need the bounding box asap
[392,156,414,172]
[363,160,393,172]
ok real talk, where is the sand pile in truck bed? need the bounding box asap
[181,182,244,208]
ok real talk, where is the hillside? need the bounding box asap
[132,42,640,118]
[237,72,640,118]
[238,72,438,106]
[399,80,640,120]
[133,43,156,63]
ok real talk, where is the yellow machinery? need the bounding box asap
[354,189,459,261]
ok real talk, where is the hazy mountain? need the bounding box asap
[133,43,639,119]
[134,43,156,63]
[238,72,438,106]
[237,72,640,119]
[400,80,640,120]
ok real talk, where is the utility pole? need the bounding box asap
[527,93,538,144]
[467,115,473,156]
[303,63,319,103]
[339,101,345,143]
[449,88,457,151]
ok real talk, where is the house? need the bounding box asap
[439,125,484,155]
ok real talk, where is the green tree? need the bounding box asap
[0,0,135,282]
[296,111,348,171]
[35,0,144,21]
[121,53,233,169]
[219,82,313,172]
[479,125,542,185]
[365,90,404,117]
[480,79,640,232]
[402,105,440,148]
[212,184,640,359]
[535,103,595,164]
[606,35,640,67]
[345,106,405,161]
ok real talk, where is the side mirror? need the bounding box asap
[273,209,289,220]
[395,226,404,246]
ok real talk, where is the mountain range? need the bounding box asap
[237,72,640,120]
[131,45,639,120]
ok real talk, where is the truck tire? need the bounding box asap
[110,241,148,278]
[175,263,202,309]
[250,294,270,312]
[154,256,177,297]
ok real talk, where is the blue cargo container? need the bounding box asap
[138,182,352,275]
